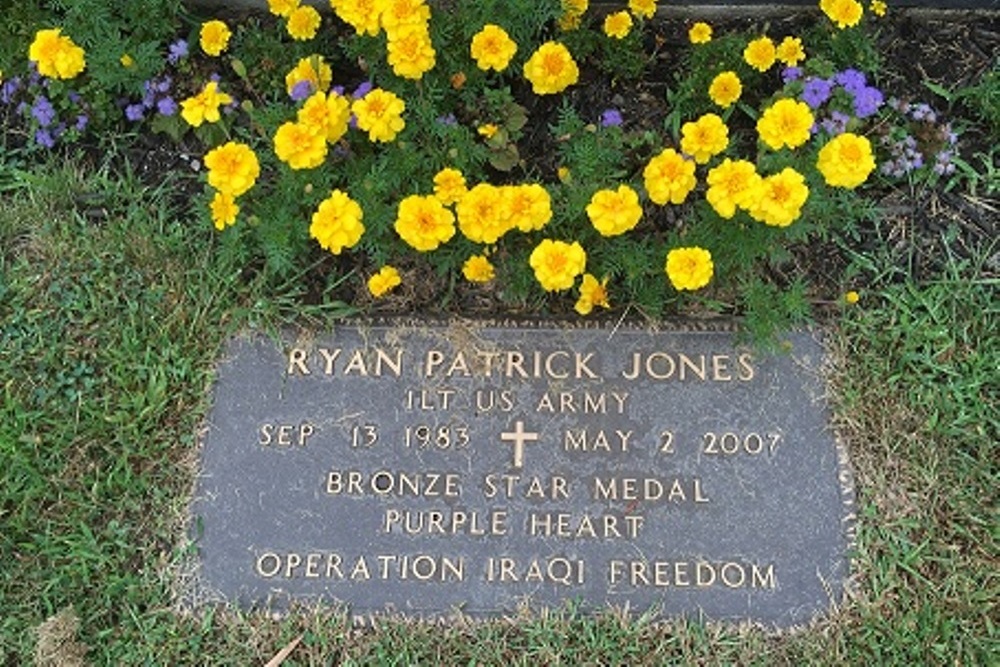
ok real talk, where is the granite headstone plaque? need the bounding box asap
[189,323,855,627]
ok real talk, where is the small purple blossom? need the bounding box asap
[852,86,884,119]
[782,67,803,84]
[802,77,833,109]
[436,113,457,126]
[31,96,56,127]
[600,108,623,127]
[934,150,956,175]
[157,97,177,116]
[155,76,172,93]
[910,103,936,123]
[290,79,314,101]
[35,128,55,148]
[1,77,22,104]
[125,103,145,121]
[835,69,867,94]
[352,81,373,99]
[821,110,851,136]
[75,114,89,131]
[167,39,188,65]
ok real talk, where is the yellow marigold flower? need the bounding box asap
[120,53,134,68]
[586,185,642,237]
[456,183,513,244]
[643,148,697,205]
[352,88,406,143]
[326,92,351,143]
[331,0,384,36]
[210,191,239,230]
[689,22,712,44]
[180,81,233,127]
[433,168,467,205]
[287,5,321,40]
[557,166,572,183]
[368,265,402,297]
[817,132,876,188]
[200,20,231,57]
[708,71,742,109]
[743,36,776,72]
[757,98,814,150]
[387,23,436,80]
[470,24,518,72]
[575,274,610,315]
[680,113,729,164]
[845,290,860,304]
[274,121,327,170]
[477,123,499,139]
[821,0,864,29]
[268,0,300,17]
[204,141,260,197]
[380,0,431,33]
[506,183,552,232]
[29,28,86,80]
[285,55,332,96]
[297,91,351,143]
[394,194,456,251]
[776,36,806,66]
[523,41,579,95]
[558,0,589,31]
[629,0,657,20]
[310,189,365,254]
[529,239,587,292]
[604,11,633,39]
[463,255,495,283]
[748,168,809,227]
[666,247,714,291]
[870,0,887,17]
[705,158,762,219]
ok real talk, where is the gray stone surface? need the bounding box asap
[190,323,854,627]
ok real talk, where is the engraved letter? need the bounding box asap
[287,348,310,375]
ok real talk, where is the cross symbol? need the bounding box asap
[500,420,538,469]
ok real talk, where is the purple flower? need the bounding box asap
[290,79,314,101]
[67,91,81,104]
[125,103,145,121]
[835,68,867,94]
[436,113,457,126]
[600,108,623,127]
[332,85,345,96]
[821,110,851,136]
[352,81,373,99]
[167,39,188,65]
[75,114,89,131]
[31,96,56,127]
[782,67,803,84]
[157,97,177,116]
[1,77,22,104]
[852,86,884,119]
[911,103,936,123]
[35,128,55,148]
[155,76,172,93]
[802,77,833,109]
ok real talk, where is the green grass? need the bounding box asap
[2,152,996,665]
[3,1,998,660]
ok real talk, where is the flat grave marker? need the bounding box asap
[189,322,854,627]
